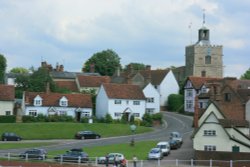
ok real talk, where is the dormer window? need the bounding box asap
[33,95,42,106]
[60,96,68,107]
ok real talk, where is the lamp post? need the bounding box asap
[130,124,136,146]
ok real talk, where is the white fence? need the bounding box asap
[0,153,250,167]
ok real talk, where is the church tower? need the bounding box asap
[185,12,223,78]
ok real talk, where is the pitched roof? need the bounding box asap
[139,69,170,85]
[219,119,250,128]
[187,76,222,89]
[237,89,250,103]
[55,81,78,92]
[103,83,145,100]
[25,92,92,108]
[77,75,110,87]
[0,84,15,101]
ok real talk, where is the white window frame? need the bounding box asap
[114,112,122,117]
[29,111,37,116]
[133,113,140,117]
[186,89,193,97]
[146,98,154,103]
[186,100,193,109]
[204,145,216,151]
[133,101,140,105]
[146,108,155,114]
[204,130,216,136]
[114,100,122,104]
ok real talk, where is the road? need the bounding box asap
[0,112,194,161]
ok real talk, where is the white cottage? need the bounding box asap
[96,83,146,120]
[193,102,250,153]
[0,84,15,115]
[22,92,93,121]
[143,83,160,114]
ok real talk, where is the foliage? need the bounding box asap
[141,113,153,127]
[22,115,74,123]
[151,112,163,123]
[29,67,56,92]
[129,115,135,124]
[0,116,16,123]
[10,67,29,74]
[105,113,113,123]
[0,123,152,140]
[83,49,121,76]
[0,54,7,84]
[167,94,184,112]
[124,63,146,71]
[240,68,250,80]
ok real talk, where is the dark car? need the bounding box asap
[75,130,101,140]
[19,148,47,160]
[169,139,181,149]
[1,132,22,141]
[54,150,89,163]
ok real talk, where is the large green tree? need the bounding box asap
[241,68,250,80]
[124,63,146,71]
[0,54,7,84]
[83,49,121,76]
[10,67,29,74]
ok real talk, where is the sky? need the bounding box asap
[0,0,249,78]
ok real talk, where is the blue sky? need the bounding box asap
[0,0,249,78]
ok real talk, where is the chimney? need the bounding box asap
[90,64,95,73]
[116,67,120,77]
[56,63,59,71]
[194,96,199,128]
[146,65,151,71]
[59,65,64,72]
[127,64,134,74]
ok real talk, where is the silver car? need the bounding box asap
[148,148,163,160]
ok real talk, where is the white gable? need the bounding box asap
[204,112,219,124]
[143,83,160,114]
[33,95,43,106]
[199,103,225,126]
[59,96,68,107]
[184,80,193,88]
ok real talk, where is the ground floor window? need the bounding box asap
[204,145,216,151]
[5,111,11,115]
[81,111,90,117]
[146,108,155,114]
[133,113,140,117]
[29,110,37,116]
[114,112,122,117]
[186,100,193,109]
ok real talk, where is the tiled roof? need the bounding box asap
[237,89,250,103]
[0,84,15,101]
[77,75,110,87]
[103,83,145,100]
[25,92,92,108]
[188,76,222,89]
[50,71,76,79]
[55,81,78,92]
[139,69,170,85]
[219,119,249,128]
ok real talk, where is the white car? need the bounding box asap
[148,148,163,160]
[98,153,125,164]
[156,141,170,156]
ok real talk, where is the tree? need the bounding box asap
[29,67,55,92]
[83,49,121,76]
[0,54,7,84]
[241,68,250,80]
[124,63,146,71]
[10,67,29,74]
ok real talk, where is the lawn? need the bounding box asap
[49,140,158,160]
[0,142,57,149]
[0,122,152,140]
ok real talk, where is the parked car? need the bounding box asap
[19,148,47,160]
[156,141,170,156]
[170,131,183,144]
[54,149,89,163]
[75,130,101,139]
[169,139,181,149]
[148,148,163,160]
[1,132,22,141]
[98,153,125,164]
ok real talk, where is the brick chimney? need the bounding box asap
[194,96,199,128]
[46,82,50,94]
[146,65,151,71]
[90,64,95,73]
[59,65,64,72]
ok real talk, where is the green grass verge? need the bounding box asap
[49,140,158,160]
[0,142,56,149]
[0,123,152,140]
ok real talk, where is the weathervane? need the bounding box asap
[202,8,206,26]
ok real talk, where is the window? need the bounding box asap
[186,90,193,97]
[147,98,154,103]
[205,55,211,64]
[133,113,140,117]
[224,93,231,102]
[29,111,37,116]
[201,87,207,93]
[58,111,66,115]
[201,71,206,77]
[204,130,216,136]
[82,111,90,117]
[133,101,140,105]
[146,108,155,114]
[204,145,216,151]
[199,102,203,109]
[114,100,122,104]
[34,99,42,106]
[186,100,193,109]
[232,146,240,152]
[114,112,122,117]
[60,96,68,107]
[5,111,11,115]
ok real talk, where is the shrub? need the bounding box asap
[0,116,16,123]
[105,113,113,123]
[167,94,184,112]
[152,112,163,123]
[142,113,153,127]
[129,115,135,124]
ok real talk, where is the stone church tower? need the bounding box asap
[185,20,223,78]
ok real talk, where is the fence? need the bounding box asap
[0,153,250,167]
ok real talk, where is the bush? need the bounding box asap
[167,94,184,112]
[152,112,163,123]
[22,115,74,123]
[0,116,16,123]
[142,113,153,127]
[105,113,113,123]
